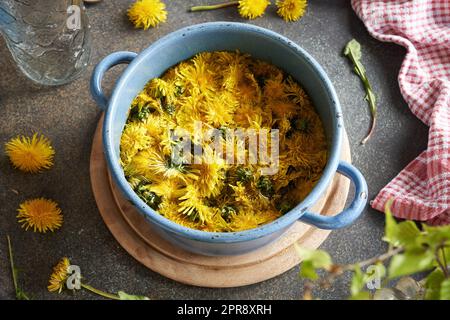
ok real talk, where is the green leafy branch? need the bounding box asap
[343,39,377,145]
[298,201,450,300]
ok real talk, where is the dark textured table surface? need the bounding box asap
[0,0,428,300]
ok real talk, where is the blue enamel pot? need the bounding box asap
[90,22,368,256]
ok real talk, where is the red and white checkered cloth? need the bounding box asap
[351,0,450,225]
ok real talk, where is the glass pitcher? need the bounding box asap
[0,0,91,86]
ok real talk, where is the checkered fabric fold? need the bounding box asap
[351,0,450,224]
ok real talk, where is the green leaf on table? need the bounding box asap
[343,38,378,144]
[117,291,150,300]
[343,40,366,87]
[439,279,450,300]
[425,268,445,300]
[343,39,362,65]
[388,250,435,279]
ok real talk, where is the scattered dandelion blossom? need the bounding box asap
[238,0,270,19]
[48,257,70,293]
[5,133,54,173]
[48,258,150,300]
[128,0,167,30]
[17,198,63,233]
[190,0,269,20]
[276,0,307,22]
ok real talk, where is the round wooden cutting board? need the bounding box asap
[90,115,351,288]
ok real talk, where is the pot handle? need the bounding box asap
[90,51,138,111]
[299,161,368,229]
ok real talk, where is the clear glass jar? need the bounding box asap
[0,0,91,86]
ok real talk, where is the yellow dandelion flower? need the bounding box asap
[122,162,149,189]
[159,199,208,231]
[271,99,298,118]
[175,113,204,135]
[284,76,311,107]
[203,92,238,126]
[264,75,286,100]
[238,0,270,19]
[189,2,269,20]
[286,178,317,203]
[128,0,167,30]
[230,182,254,208]
[17,198,63,233]
[133,150,197,182]
[48,257,70,293]
[233,102,263,127]
[120,123,152,163]
[178,185,213,223]
[144,114,165,136]
[127,175,145,190]
[158,199,184,221]
[228,211,259,231]
[150,179,184,200]
[178,94,203,114]
[231,209,280,231]
[131,91,158,112]
[178,56,217,95]
[237,73,261,104]
[222,62,245,91]
[192,149,226,198]
[276,0,307,22]
[5,133,54,173]
[193,52,216,67]
[146,78,170,98]
[159,125,191,157]
[277,115,291,145]
[251,60,283,80]
[215,51,246,66]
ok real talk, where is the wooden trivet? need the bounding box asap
[90,115,351,288]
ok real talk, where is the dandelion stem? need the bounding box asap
[81,283,120,300]
[189,1,239,12]
[7,235,29,300]
[7,236,18,295]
